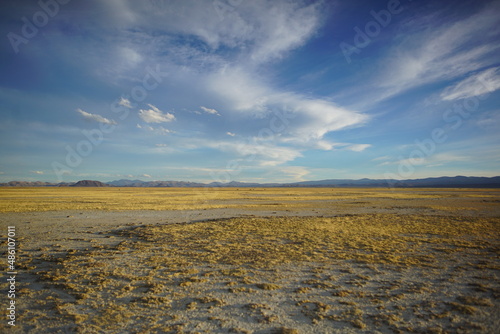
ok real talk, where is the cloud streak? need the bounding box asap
[441,67,500,101]
[76,109,117,125]
[200,106,221,116]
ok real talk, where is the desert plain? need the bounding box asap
[0,187,499,333]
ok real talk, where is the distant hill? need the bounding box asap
[107,179,147,187]
[0,181,60,187]
[1,176,500,188]
[107,179,206,187]
[71,180,109,187]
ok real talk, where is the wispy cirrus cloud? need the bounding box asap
[132,0,322,64]
[76,109,117,125]
[375,2,500,101]
[441,67,500,101]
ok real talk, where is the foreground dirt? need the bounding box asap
[0,189,499,333]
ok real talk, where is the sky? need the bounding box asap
[0,0,499,183]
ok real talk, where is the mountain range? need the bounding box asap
[1,176,500,188]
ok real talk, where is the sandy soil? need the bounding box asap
[1,190,499,333]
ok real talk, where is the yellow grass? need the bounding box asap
[1,187,499,212]
[120,214,500,267]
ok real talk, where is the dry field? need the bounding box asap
[0,187,499,333]
[1,187,500,214]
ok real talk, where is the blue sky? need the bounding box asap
[0,0,499,183]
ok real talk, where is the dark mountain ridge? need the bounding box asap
[1,176,500,188]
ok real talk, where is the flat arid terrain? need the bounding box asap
[1,188,499,333]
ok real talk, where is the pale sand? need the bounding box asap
[1,193,499,333]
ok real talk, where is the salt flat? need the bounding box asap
[0,188,499,333]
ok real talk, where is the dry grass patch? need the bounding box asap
[256,283,281,290]
[118,214,500,267]
[273,328,300,334]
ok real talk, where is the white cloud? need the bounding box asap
[313,140,337,151]
[141,174,152,178]
[139,104,175,123]
[200,106,221,116]
[377,161,392,167]
[441,67,500,101]
[31,171,44,175]
[119,46,142,66]
[235,143,301,166]
[347,144,371,152]
[196,138,302,167]
[76,109,117,125]
[281,166,310,182]
[428,153,469,164]
[119,97,133,108]
[206,67,270,113]
[226,132,236,137]
[288,98,368,140]
[206,67,368,145]
[247,1,322,63]
[143,125,173,135]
